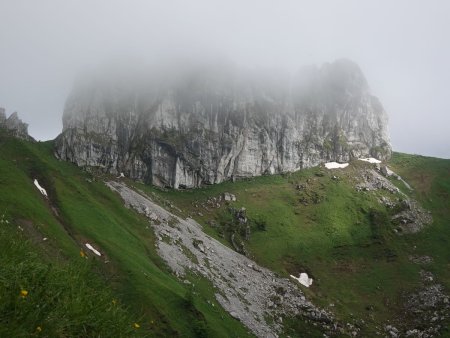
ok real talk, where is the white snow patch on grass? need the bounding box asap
[359,157,381,164]
[34,179,48,197]
[85,243,101,256]
[325,162,349,169]
[290,273,313,287]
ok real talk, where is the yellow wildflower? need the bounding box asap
[36,326,42,332]
[80,250,86,258]
[133,323,140,329]
[20,290,28,298]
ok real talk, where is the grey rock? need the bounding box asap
[409,255,434,265]
[357,169,432,234]
[356,169,400,194]
[419,270,434,283]
[380,165,389,177]
[380,196,396,208]
[0,108,34,141]
[223,192,237,202]
[229,312,240,320]
[55,59,391,188]
[392,200,433,234]
[107,181,346,337]
[235,207,248,224]
[400,283,450,337]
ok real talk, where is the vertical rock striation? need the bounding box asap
[55,59,391,188]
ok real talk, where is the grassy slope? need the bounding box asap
[0,133,252,338]
[135,153,450,336]
[0,223,141,338]
[1,128,449,337]
[389,153,450,290]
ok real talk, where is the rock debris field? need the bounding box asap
[106,181,341,337]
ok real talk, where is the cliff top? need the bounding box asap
[0,108,34,141]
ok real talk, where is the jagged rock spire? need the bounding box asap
[0,108,34,141]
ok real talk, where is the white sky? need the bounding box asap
[0,0,449,158]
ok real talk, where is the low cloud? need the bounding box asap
[0,0,449,158]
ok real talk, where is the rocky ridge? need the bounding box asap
[55,59,391,188]
[0,108,33,141]
[356,166,432,234]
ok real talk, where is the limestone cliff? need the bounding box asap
[0,108,34,141]
[55,59,391,188]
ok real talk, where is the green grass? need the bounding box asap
[0,132,253,337]
[135,154,450,336]
[2,126,449,337]
[0,220,141,338]
[389,153,450,290]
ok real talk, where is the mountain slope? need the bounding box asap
[130,152,450,336]
[0,131,253,337]
[1,130,449,337]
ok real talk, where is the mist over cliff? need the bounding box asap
[55,59,391,188]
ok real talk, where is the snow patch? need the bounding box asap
[85,243,101,256]
[34,179,48,197]
[325,162,349,169]
[290,273,313,287]
[359,157,381,164]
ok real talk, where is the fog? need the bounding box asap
[1,0,449,158]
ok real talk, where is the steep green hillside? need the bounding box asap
[0,223,140,338]
[0,131,253,338]
[389,153,450,289]
[1,129,449,337]
[134,153,450,336]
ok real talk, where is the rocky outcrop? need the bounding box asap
[0,108,33,141]
[55,59,391,188]
[107,181,344,337]
[356,167,432,234]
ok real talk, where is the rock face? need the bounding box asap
[55,59,391,188]
[0,108,33,141]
